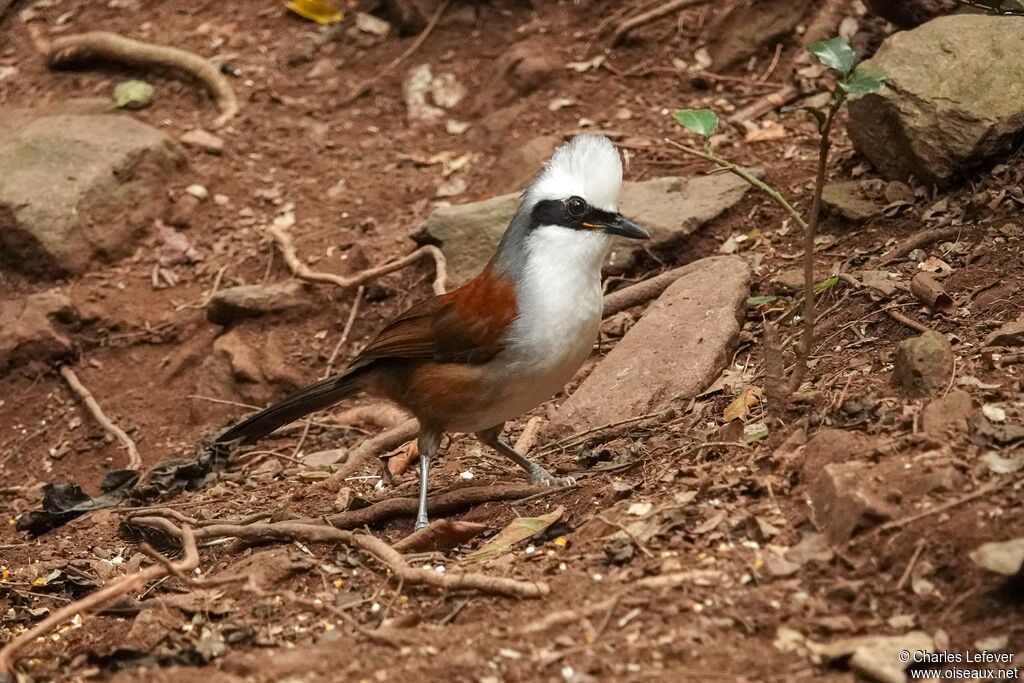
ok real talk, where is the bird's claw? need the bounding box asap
[529,466,576,488]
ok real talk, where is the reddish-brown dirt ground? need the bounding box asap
[1,1,1022,682]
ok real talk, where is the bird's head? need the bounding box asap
[523,134,649,242]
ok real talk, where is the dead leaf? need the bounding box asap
[723,386,763,423]
[286,0,342,25]
[394,520,490,553]
[463,506,564,564]
[385,440,419,476]
[693,509,726,535]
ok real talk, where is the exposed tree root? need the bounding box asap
[302,483,547,528]
[0,527,200,675]
[268,222,447,296]
[611,0,710,45]
[129,517,548,599]
[876,221,961,266]
[59,365,142,470]
[315,418,420,490]
[41,31,238,128]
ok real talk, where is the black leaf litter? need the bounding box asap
[16,439,233,536]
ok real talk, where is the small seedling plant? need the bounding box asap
[669,37,885,409]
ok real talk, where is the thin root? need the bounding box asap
[59,365,142,470]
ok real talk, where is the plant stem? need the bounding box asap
[664,138,808,230]
[783,97,840,395]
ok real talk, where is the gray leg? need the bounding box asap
[476,425,576,487]
[415,430,442,530]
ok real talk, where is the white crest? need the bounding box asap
[525,134,623,212]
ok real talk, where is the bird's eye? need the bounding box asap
[566,196,587,217]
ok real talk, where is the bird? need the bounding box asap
[216,134,649,529]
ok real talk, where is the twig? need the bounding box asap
[340,0,452,105]
[861,478,1011,542]
[537,410,665,456]
[729,85,800,124]
[664,138,808,230]
[895,539,926,592]
[133,518,547,599]
[0,527,200,674]
[268,223,447,296]
[875,222,960,266]
[955,0,1024,14]
[59,366,142,470]
[610,0,711,45]
[885,307,934,334]
[42,31,238,128]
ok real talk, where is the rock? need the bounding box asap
[491,135,561,194]
[180,129,225,155]
[816,631,935,683]
[821,180,885,222]
[810,462,897,543]
[0,289,76,375]
[470,41,560,114]
[707,0,814,69]
[214,331,263,384]
[848,16,1024,185]
[206,281,312,326]
[166,194,201,228]
[984,316,1024,347]
[403,64,445,125]
[0,107,185,277]
[970,538,1024,576]
[893,331,954,397]
[921,389,976,434]
[552,256,750,432]
[863,0,959,28]
[802,429,875,483]
[421,175,753,285]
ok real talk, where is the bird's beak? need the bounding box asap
[594,214,650,240]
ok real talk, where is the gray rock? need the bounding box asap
[893,330,954,397]
[984,316,1024,347]
[810,462,897,543]
[552,256,750,432]
[421,174,753,285]
[206,281,312,326]
[0,107,185,277]
[921,388,975,434]
[491,135,561,195]
[848,15,1024,185]
[0,289,76,375]
[821,180,885,222]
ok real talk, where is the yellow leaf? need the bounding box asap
[286,0,343,25]
[723,386,763,423]
[463,506,564,564]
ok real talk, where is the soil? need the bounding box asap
[1,1,1022,682]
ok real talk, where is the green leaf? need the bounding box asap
[747,295,781,306]
[808,37,856,75]
[673,109,719,139]
[814,275,839,291]
[113,80,154,110]
[839,65,887,94]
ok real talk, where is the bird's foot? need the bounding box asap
[528,465,576,488]
[414,514,430,530]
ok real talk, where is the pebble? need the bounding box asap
[185,184,209,200]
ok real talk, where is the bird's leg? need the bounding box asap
[476,425,576,487]
[415,430,442,530]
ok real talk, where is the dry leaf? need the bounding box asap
[724,386,763,423]
[463,506,564,564]
[394,520,490,553]
[286,0,342,25]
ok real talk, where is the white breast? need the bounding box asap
[449,225,610,433]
